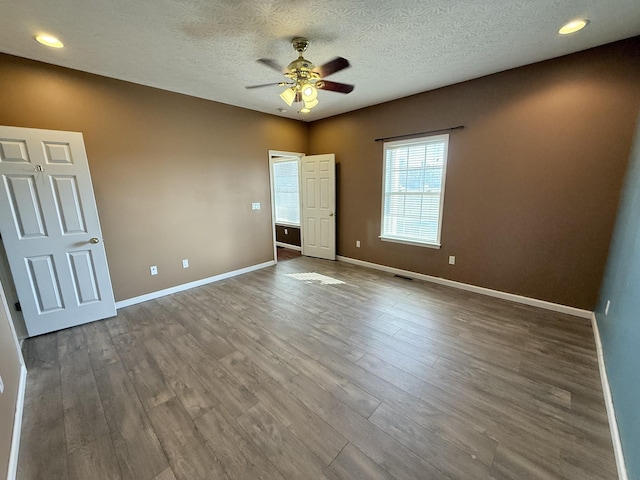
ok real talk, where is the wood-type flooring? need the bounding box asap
[18,256,617,479]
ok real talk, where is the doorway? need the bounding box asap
[269,151,303,262]
[269,150,336,263]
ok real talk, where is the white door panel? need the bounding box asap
[301,154,336,260]
[0,126,116,336]
[26,254,64,313]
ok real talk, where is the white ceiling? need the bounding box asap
[1,0,639,121]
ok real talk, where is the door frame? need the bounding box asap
[0,238,28,339]
[268,150,304,264]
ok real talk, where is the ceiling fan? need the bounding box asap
[246,37,354,113]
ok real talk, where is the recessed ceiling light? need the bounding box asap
[35,34,64,48]
[299,108,311,114]
[559,19,589,35]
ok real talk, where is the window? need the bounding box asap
[381,134,449,247]
[272,159,300,225]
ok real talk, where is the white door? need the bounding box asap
[0,126,116,336]
[301,154,336,260]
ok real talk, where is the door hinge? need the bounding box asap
[15,302,21,312]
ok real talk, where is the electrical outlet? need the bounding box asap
[605,300,611,315]
[150,265,158,275]
[182,259,189,269]
[0,374,4,394]
[449,256,456,265]
[356,240,361,248]
[251,202,261,210]
[284,228,288,234]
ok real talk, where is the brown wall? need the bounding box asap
[309,38,640,310]
[0,54,308,302]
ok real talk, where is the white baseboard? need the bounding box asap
[336,255,592,319]
[592,314,628,480]
[8,364,27,480]
[115,260,275,309]
[276,242,302,251]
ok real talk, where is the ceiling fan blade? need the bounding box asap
[314,57,350,78]
[257,58,286,73]
[318,80,354,94]
[245,82,285,89]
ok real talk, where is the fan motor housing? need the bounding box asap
[288,38,315,74]
[287,57,315,75]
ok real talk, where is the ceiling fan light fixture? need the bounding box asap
[304,98,319,110]
[279,87,296,106]
[559,19,589,35]
[251,37,353,114]
[301,83,317,102]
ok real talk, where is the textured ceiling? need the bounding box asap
[1,0,639,121]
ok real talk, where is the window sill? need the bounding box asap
[379,236,441,249]
[275,222,301,228]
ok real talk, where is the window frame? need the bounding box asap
[272,157,301,227]
[379,133,450,249]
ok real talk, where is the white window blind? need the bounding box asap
[381,134,449,247]
[273,160,300,225]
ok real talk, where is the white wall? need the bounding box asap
[0,276,25,479]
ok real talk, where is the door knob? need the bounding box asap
[329,212,334,217]
[89,237,100,244]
